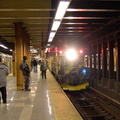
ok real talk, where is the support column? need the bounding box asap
[108,41,115,89]
[108,41,114,79]
[41,31,46,58]
[115,39,120,93]
[14,22,24,90]
[101,42,107,86]
[93,45,96,79]
[102,42,107,78]
[89,46,93,86]
[22,28,31,69]
[97,44,101,81]
[12,51,15,76]
[26,34,30,67]
[41,49,44,58]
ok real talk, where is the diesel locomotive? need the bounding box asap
[47,48,90,90]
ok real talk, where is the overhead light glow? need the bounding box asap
[47,0,71,43]
[55,1,71,20]
[47,44,50,46]
[0,44,8,49]
[49,32,56,38]
[65,49,77,61]
[48,37,53,42]
[51,20,61,31]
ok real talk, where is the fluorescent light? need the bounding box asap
[47,44,50,46]
[0,44,8,49]
[48,37,53,42]
[51,20,61,31]
[49,32,56,38]
[48,32,56,42]
[55,1,71,20]
[45,48,48,53]
[47,0,71,43]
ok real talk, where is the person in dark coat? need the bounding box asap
[32,58,38,72]
[20,56,30,91]
[0,62,9,104]
[40,60,47,79]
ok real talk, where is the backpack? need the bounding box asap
[20,62,23,70]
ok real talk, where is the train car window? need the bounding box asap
[0,53,13,73]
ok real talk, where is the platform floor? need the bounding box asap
[0,66,83,120]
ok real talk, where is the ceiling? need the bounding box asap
[0,0,120,52]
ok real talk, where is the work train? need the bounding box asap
[47,49,90,89]
[0,52,13,73]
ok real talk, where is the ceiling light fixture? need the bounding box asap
[51,20,61,31]
[55,0,71,20]
[47,0,71,43]
[49,32,56,38]
[48,37,53,42]
[0,44,8,49]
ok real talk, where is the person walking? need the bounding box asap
[40,60,47,79]
[0,62,9,104]
[32,58,37,72]
[20,56,30,91]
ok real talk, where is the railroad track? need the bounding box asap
[64,87,120,120]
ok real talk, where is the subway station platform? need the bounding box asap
[0,66,83,120]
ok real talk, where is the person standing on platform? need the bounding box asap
[20,56,30,91]
[0,62,9,104]
[40,59,47,79]
[32,58,38,72]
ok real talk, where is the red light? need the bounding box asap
[80,50,83,53]
[55,47,58,52]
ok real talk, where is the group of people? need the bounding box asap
[0,56,47,104]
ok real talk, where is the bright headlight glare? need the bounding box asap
[65,49,77,60]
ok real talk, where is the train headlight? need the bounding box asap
[65,49,77,60]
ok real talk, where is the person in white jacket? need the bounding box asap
[0,62,9,104]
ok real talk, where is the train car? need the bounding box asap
[0,52,13,73]
[48,48,90,90]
